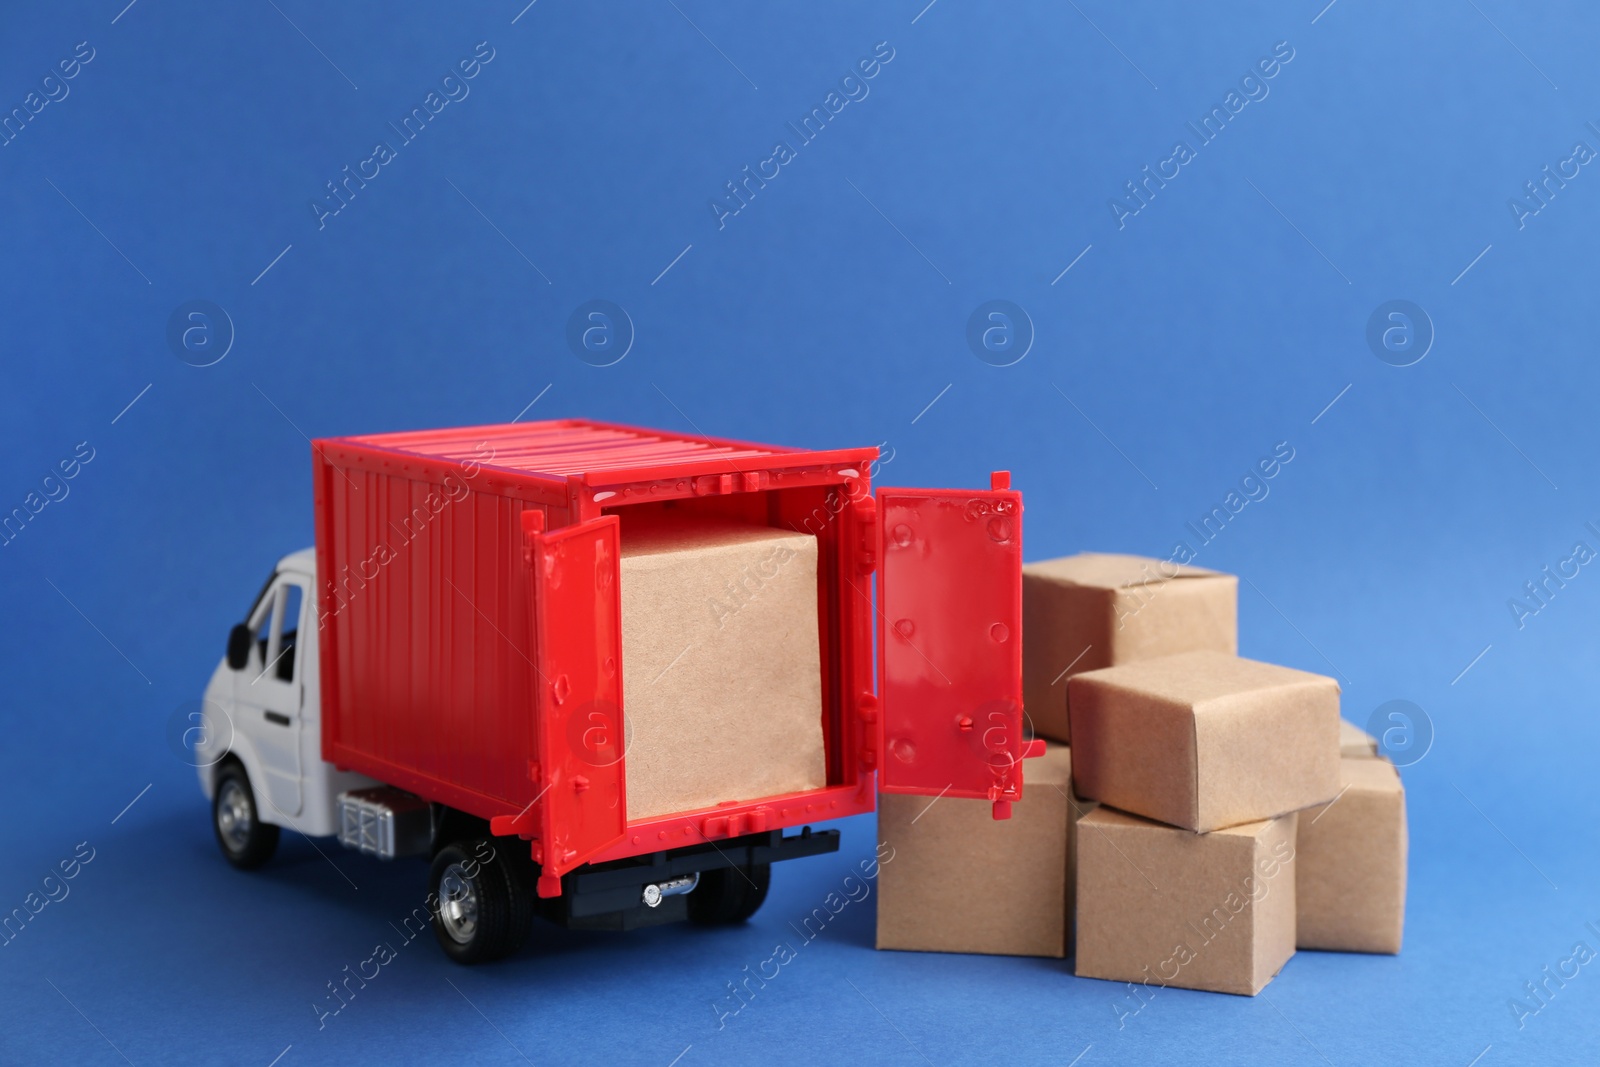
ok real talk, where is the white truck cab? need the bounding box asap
[195,548,376,850]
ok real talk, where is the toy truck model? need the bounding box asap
[195,419,1034,963]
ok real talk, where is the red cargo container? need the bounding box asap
[311,419,1030,900]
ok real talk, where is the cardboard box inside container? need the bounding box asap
[1340,719,1379,758]
[1076,806,1298,996]
[1069,651,1341,832]
[1296,757,1407,954]
[1022,553,1237,743]
[876,744,1073,958]
[618,518,826,820]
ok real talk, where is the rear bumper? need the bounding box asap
[584,782,875,865]
[563,826,840,918]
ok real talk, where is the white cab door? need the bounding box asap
[234,577,307,819]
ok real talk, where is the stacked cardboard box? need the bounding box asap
[1339,718,1379,758]
[1075,806,1298,995]
[1070,649,1338,994]
[1021,553,1238,743]
[1062,558,1408,993]
[1296,744,1407,954]
[876,744,1075,957]
[874,553,1407,989]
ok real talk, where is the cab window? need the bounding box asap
[275,583,303,682]
[250,579,306,683]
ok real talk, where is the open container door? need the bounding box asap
[874,473,1036,819]
[518,511,628,897]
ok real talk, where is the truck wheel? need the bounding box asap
[430,840,531,964]
[212,763,279,870]
[688,862,771,925]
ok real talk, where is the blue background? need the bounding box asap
[1,1,1595,1064]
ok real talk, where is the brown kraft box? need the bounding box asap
[1339,719,1379,758]
[1068,651,1341,832]
[1076,806,1298,996]
[1067,781,1099,948]
[876,743,1074,957]
[1296,757,1407,953]
[1022,553,1237,744]
[619,518,826,820]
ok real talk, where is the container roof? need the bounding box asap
[321,419,871,483]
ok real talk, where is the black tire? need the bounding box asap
[212,763,280,870]
[429,840,532,964]
[688,862,771,925]
[498,848,534,957]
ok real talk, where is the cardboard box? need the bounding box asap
[1022,553,1237,743]
[1068,783,1094,927]
[876,744,1074,957]
[1340,719,1379,758]
[1076,806,1298,996]
[1296,757,1407,953]
[1067,783,1099,947]
[1068,651,1340,832]
[619,519,826,820]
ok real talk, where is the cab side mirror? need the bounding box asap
[226,623,254,671]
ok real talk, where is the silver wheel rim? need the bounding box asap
[217,779,253,850]
[437,863,480,945]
